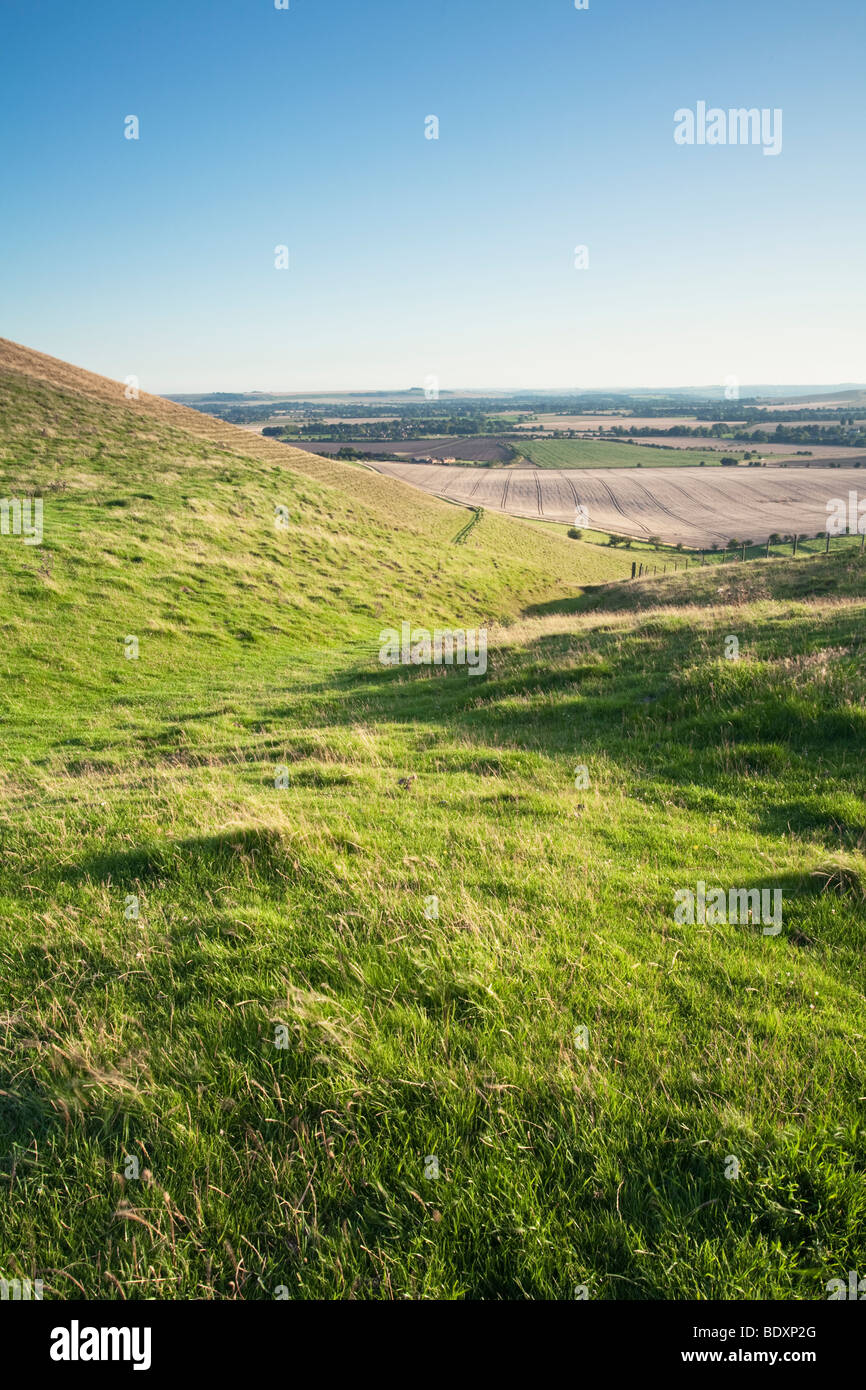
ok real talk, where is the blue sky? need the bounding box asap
[2,0,864,391]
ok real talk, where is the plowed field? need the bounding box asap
[366,461,866,547]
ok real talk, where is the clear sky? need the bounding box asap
[2,0,864,392]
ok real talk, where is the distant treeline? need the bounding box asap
[609,421,866,448]
[182,391,865,430]
[264,415,508,441]
[197,401,528,427]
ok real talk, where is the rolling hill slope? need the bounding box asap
[0,341,863,1302]
[0,337,633,670]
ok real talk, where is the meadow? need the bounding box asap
[518,436,866,467]
[0,340,863,1300]
[516,438,728,468]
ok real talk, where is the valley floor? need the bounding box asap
[1,556,864,1299]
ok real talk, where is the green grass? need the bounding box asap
[536,516,866,570]
[727,534,866,563]
[0,356,864,1302]
[518,438,743,469]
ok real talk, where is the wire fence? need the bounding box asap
[630,530,866,579]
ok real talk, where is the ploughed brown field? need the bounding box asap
[366,460,866,547]
[295,436,516,462]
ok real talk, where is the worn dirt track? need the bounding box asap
[366,461,866,547]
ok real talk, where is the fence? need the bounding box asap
[630,529,866,579]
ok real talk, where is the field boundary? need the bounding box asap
[630,529,866,578]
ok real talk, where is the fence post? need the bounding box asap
[631,561,636,579]
[793,534,798,556]
[825,532,830,554]
[861,531,865,553]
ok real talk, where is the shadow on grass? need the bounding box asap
[257,608,866,855]
[52,826,296,890]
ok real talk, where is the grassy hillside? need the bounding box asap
[0,342,863,1301]
[517,437,736,468]
[0,341,633,672]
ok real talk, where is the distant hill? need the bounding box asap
[758,387,866,407]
